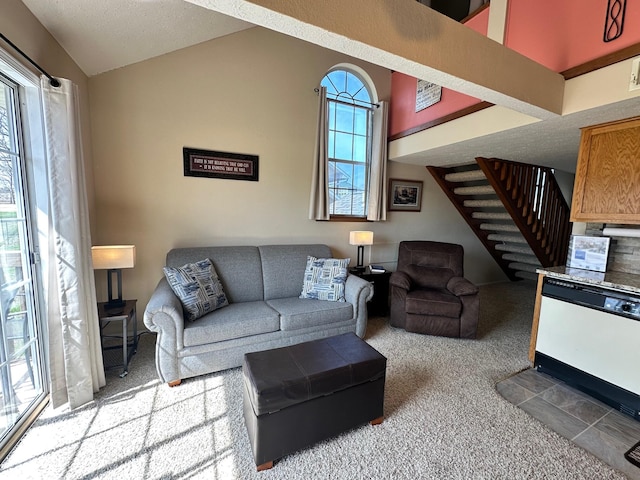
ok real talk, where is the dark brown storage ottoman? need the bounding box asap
[242,332,387,471]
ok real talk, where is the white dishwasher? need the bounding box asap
[535,276,640,420]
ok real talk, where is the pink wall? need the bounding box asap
[390,0,640,138]
[505,0,640,72]
[389,9,488,138]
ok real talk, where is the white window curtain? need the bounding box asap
[367,101,389,221]
[41,76,105,409]
[308,86,330,220]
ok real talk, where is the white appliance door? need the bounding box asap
[537,296,640,395]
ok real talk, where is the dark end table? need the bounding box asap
[98,299,138,378]
[350,268,391,316]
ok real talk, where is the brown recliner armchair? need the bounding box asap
[389,241,480,338]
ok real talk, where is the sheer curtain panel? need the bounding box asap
[41,77,105,409]
[308,86,330,220]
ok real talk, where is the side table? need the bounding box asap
[350,268,391,317]
[98,299,138,378]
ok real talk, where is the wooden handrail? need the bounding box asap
[476,157,571,267]
[426,165,519,281]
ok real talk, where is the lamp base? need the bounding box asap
[105,268,126,314]
[350,266,366,274]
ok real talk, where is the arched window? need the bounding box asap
[320,67,376,217]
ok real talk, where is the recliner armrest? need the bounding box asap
[389,271,411,291]
[446,276,479,296]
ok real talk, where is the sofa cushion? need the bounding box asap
[183,301,280,347]
[163,258,229,322]
[405,290,461,318]
[267,297,353,331]
[406,265,454,289]
[299,256,349,302]
[259,244,332,300]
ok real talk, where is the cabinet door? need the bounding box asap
[570,116,640,223]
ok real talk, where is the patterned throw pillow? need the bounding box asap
[163,258,229,322]
[299,256,350,302]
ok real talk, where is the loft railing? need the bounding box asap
[476,157,572,267]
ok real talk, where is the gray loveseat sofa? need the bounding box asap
[143,244,374,386]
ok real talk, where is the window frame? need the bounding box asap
[0,48,49,461]
[321,66,377,220]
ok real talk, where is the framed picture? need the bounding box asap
[183,147,259,181]
[566,235,611,272]
[415,79,442,112]
[388,178,423,212]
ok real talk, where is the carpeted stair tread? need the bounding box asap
[479,223,520,232]
[508,262,539,273]
[502,252,542,266]
[487,233,527,244]
[453,185,495,195]
[495,243,535,255]
[464,199,504,208]
[514,270,539,281]
[444,169,486,182]
[472,212,512,220]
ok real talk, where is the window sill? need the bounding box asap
[326,216,370,222]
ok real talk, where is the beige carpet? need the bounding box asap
[0,281,628,479]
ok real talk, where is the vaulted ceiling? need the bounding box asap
[18,0,640,173]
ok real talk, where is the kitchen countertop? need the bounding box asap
[536,266,640,295]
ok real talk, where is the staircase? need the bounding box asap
[427,158,572,281]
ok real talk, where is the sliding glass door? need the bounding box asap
[0,74,45,447]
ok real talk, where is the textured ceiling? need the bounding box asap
[18,0,640,173]
[393,96,640,173]
[21,0,254,76]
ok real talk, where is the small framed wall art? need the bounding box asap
[183,147,259,181]
[388,178,423,212]
[566,235,611,272]
[415,79,442,112]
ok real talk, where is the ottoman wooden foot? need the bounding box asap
[168,379,181,387]
[257,460,273,471]
[370,416,384,426]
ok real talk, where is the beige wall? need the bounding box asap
[88,27,506,308]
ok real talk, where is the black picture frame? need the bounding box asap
[183,147,259,181]
[388,178,423,212]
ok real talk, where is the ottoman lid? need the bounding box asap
[243,332,386,416]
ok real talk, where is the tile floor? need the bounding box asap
[497,368,640,479]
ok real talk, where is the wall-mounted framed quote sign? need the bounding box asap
[183,147,259,181]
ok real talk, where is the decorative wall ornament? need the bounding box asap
[604,0,627,43]
[183,147,259,181]
[415,79,442,112]
[388,178,423,212]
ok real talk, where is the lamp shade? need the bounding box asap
[92,245,136,270]
[349,231,374,246]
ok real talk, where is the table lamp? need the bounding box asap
[92,245,136,311]
[349,231,373,273]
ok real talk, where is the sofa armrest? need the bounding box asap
[143,277,186,383]
[389,271,411,291]
[345,274,374,338]
[446,276,479,297]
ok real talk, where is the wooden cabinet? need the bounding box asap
[529,272,545,363]
[570,116,640,223]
